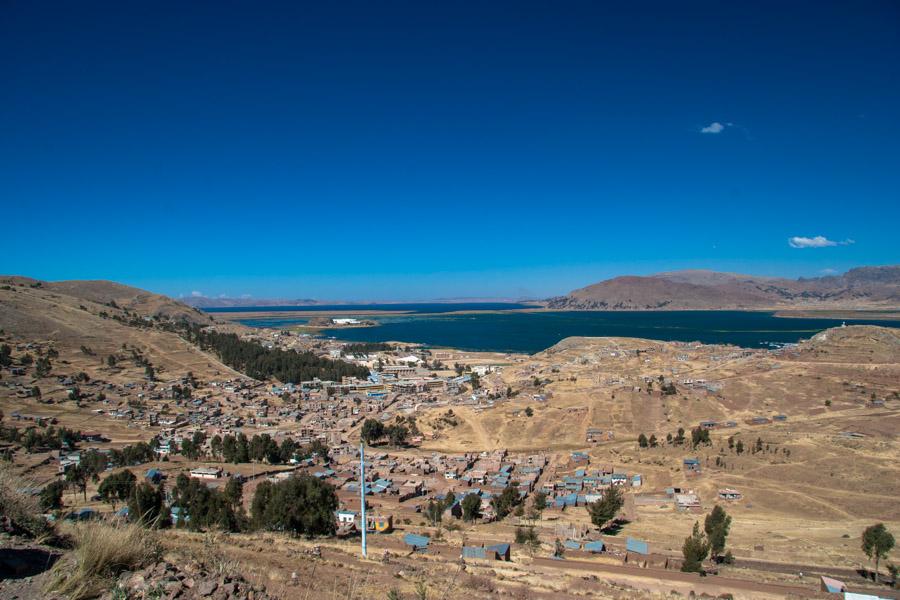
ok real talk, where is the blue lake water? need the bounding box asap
[213,305,900,354]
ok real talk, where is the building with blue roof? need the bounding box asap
[404,533,430,550]
[626,537,649,555]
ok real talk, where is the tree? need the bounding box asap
[251,475,338,537]
[492,485,520,520]
[210,434,223,459]
[532,491,547,520]
[862,523,895,583]
[129,482,166,527]
[704,505,732,561]
[65,465,88,501]
[40,480,66,511]
[98,470,137,508]
[735,440,744,455]
[360,419,384,445]
[638,433,648,448]
[425,500,443,526]
[144,365,156,381]
[461,494,481,522]
[515,526,540,554]
[107,355,117,367]
[674,427,685,445]
[648,434,658,448]
[386,424,409,447]
[524,407,533,417]
[682,521,711,573]
[587,486,624,530]
[35,357,52,377]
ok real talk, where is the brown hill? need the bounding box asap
[0,276,235,378]
[547,265,900,310]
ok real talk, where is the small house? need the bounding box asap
[366,514,393,533]
[145,468,163,484]
[718,488,742,501]
[403,533,430,551]
[626,537,649,555]
[819,576,846,593]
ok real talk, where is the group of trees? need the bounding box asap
[681,505,733,573]
[341,342,391,356]
[251,475,338,536]
[1,425,81,453]
[171,472,245,532]
[424,491,455,527]
[207,432,326,465]
[491,484,522,520]
[637,433,658,448]
[360,418,410,447]
[98,470,137,508]
[179,324,369,383]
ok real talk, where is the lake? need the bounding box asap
[213,305,900,353]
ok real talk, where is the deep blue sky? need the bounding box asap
[3,1,899,301]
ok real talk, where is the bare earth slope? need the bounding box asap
[547,265,900,310]
[0,276,236,379]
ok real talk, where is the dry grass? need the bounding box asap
[45,521,161,600]
[0,462,53,540]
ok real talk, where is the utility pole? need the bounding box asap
[359,441,367,558]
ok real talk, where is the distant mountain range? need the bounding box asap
[546,266,900,310]
[181,296,325,308]
[181,295,539,308]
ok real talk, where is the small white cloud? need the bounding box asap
[701,122,726,134]
[788,236,855,249]
[820,268,838,275]
[191,290,204,297]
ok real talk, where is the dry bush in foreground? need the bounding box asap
[0,462,53,539]
[45,521,161,600]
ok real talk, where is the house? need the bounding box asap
[718,488,742,501]
[683,458,701,473]
[403,533,430,551]
[65,508,97,522]
[462,543,511,561]
[485,543,511,561]
[675,492,701,511]
[190,466,223,480]
[335,510,357,527]
[819,576,846,593]
[366,514,393,533]
[81,431,104,442]
[626,537,649,555]
[145,469,163,484]
[170,506,190,524]
[583,540,605,553]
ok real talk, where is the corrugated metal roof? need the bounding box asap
[404,533,430,548]
[626,537,649,555]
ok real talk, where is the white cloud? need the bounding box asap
[788,236,855,249]
[701,122,726,134]
[190,290,204,297]
[820,268,838,275]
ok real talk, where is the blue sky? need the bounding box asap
[2,1,898,301]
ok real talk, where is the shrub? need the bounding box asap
[0,463,53,538]
[46,522,161,600]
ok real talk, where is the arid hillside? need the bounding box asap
[547,266,900,310]
[0,276,235,379]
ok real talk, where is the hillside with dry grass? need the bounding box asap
[547,266,900,310]
[0,276,238,380]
